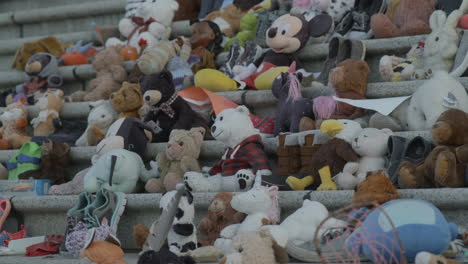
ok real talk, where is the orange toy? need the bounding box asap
[61,41,98,66]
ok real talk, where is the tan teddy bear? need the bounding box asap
[110,82,143,119]
[144,127,205,193]
[30,89,64,137]
[0,102,29,149]
[69,46,128,102]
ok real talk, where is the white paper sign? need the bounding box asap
[332,96,411,116]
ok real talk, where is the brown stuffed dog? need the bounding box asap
[353,169,399,205]
[399,109,468,188]
[31,89,64,137]
[199,192,246,246]
[110,82,143,119]
[371,0,437,39]
[144,128,205,193]
[12,37,67,71]
[69,46,128,102]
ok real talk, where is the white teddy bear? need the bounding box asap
[184,106,272,192]
[75,100,118,147]
[106,0,179,52]
[334,128,393,190]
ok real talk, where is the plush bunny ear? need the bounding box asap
[235,105,250,115]
[429,10,447,30]
[446,10,464,29]
[309,14,333,37]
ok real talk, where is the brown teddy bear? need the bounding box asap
[0,102,29,149]
[198,192,246,246]
[399,109,468,188]
[144,127,205,193]
[205,4,245,37]
[69,46,128,102]
[313,59,370,122]
[110,82,143,119]
[30,89,64,137]
[352,169,399,205]
[370,0,437,39]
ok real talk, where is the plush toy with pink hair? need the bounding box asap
[271,62,316,136]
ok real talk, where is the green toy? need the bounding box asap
[225,12,259,50]
[7,142,42,180]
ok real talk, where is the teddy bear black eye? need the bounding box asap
[220,116,223,121]
[435,37,439,42]
[101,115,105,118]
[178,141,184,146]
[238,246,243,253]
[282,30,286,35]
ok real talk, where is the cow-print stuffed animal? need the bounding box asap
[160,190,199,254]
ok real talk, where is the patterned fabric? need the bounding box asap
[144,93,179,118]
[209,135,269,176]
[65,221,115,257]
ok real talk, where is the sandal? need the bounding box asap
[0,199,11,232]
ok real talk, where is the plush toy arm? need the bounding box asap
[336,144,359,162]
[180,156,202,173]
[220,224,241,239]
[109,65,128,83]
[455,144,468,164]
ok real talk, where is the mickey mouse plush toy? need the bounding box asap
[194,13,333,92]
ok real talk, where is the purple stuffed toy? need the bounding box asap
[272,62,316,136]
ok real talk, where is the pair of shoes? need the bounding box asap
[222,40,263,78]
[316,37,366,85]
[335,0,386,39]
[385,136,433,186]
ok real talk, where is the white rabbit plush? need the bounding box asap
[106,0,179,52]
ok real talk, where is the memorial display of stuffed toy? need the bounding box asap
[6,1,468,262]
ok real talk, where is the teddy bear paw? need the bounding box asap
[317,181,337,191]
[236,169,255,190]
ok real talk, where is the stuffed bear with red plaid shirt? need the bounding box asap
[184,105,271,192]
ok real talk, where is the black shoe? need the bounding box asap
[316,37,343,85]
[385,136,408,184]
[221,39,244,77]
[397,136,434,186]
[238,41,263,67]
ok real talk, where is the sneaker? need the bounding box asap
[221,40,245,78]
[385,136,408,183]
[63,192,93,251]
[238,41,263,67]
[343,38,366,61]
[84,189,127,231]
[316,37,344,84]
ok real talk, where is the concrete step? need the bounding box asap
[0,0,126,40]
[0,34,427,86]
[6,188,468,251]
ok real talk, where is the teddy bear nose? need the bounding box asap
[145,95,151,102]
[268,28,277,38]
[211,126,216,133]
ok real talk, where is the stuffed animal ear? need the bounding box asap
[357,60,370,73]
[308,14,333,37]
[429,10,447,30]
[446,10,464,29]
[160,70,174,84]
[235,105,250,115]
[189,127,206,144]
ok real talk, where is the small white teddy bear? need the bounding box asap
[334,128,393,190]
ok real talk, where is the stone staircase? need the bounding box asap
[1,1,468,263]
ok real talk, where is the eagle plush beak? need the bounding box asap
[320,120,344,137]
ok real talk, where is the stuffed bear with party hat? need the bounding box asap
[30,89,64,137]
[184,106,271,192]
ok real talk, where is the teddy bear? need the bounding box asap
[198,192,246,246]
[189,20,224,73]
[0,102,29,150]
[220,229,289,264]
[10,53,63,106]
[194,13,333,92]
[369,71,468,132]
[313,59,370,121]
[398,109,468,189]
[379,42,425,82]
[11,36,67,72]
[84,148,156,193]
[144,127,205,193]
[183,106,271,192]
[370,0,437,39]
[106,0,179,53]
[205,3,245,37]
[139,70,207,142]
[352,169,399,205]
[75,101,118,147]
[110,82,143,119]
[334,128,393,190]
[69,46,128,102]
[286,119,362,191]
[30,89,64,137]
